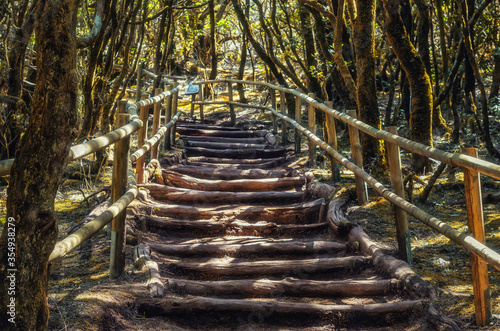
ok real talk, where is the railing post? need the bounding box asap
[110,100,130,279]
[171,82,179,146]
[163,85,173,150]
[325,101,339,181]
[270,88,277,133]
[294,95,302,154]
[136,63,143,102]
[347,110,368,204]
[152,88,162,160]
[228,83,235,125]
[136,93,149,184]
[198,83,204,121]
[279,90,287,145]
[307,93,316,167]
[461,147,491,326]
[387,126,412,263]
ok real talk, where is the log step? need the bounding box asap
[142,184,306,204]
[176,123,242,131]
[185,141,269,150]
[176,128,256,138]
[166,277,400,297]
[187,156,287,164]
[148,199,325,224]
[181,135,266,144]
[170,256,369,276]
[184,146,286,159]
[149,240,345,257]
[186,160,285,170]
[141,215,328,236]
[140,297,424,316]
[163,172,306,192]
[165,165,299,180]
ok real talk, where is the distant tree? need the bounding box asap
[0,0,79,329]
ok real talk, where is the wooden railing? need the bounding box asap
[193,79,500,326]
[0,68,183,279]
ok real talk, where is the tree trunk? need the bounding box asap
[351,0,384,172]
[0,1,79,329]
[208,0,217,81]
[382,0,433,173]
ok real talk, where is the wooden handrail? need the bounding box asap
[194,79,500,180]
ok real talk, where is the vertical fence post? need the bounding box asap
[164,85,173,150]
[346,110,368,204]
[307,93,316,167]
[324,101,339,181]
[279,90,287,145]
[228,83,235,125]
[294,95,302,154]
[152,88,162,160]
[110,100,130,279]
[270,88,277,133]
[171,82,179,146]
[136,63,143,102]
[136,93,149,184]
[387,126,412,263]
[461,147,491,327]
[198,83,204,122]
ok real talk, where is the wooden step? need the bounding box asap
[183,146,286,159]
[187,156,286,164]
[170,256,369,276]
[140,215,328,236]
[163,172,305,192]
[176,123,242,131]
[140,297,423,316]
[186,160,285,169]
[185,141,269,150]
[164,166,298,180]
[166,277,400,297]
[142,184,305,204]
[149,240,345,257]
[176,128,255,138]
[148,199,325,224]
[181,136,266,144]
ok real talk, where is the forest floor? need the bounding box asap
[1,75,500,330]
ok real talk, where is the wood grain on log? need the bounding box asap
[187,156,287,164]
[176,128,255,138]
[186,161,285,169]
[163,171,305,192]
[149,240,345,256]
[186,141,269,150]
[180,135,266,144]
[171,256,368,276]
[133,243,164,297]
[166,277,399,297]
[165,165,298,180]
[184,146,286,159]
[142,184,305,204]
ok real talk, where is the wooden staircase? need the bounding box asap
[131,121,430,330]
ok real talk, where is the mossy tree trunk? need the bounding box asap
[0,0,79,330]
[382,0,433,173]
[351,0,385,171]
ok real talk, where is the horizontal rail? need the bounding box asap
[49,184,138,262]
[194,79,500,181]
[130,111,183,162]
[268,107,500,271]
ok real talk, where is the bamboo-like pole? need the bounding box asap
[294,95,302,154]
[136,93,149,184]
[136,63,143,102]
[228,83,235,125]
[110,101,130,279]
[270,88,277,133]
[164,85,173,150]
[324,101,339,181]
[462,148,491,326]
[387,127,412,263]
[347,110,368,204]
[308,93,316,167]
[151,88,162,160]
[268,107,500,271]
[198,83,204,121]
[171,82,179,145]
[280,90,287,145]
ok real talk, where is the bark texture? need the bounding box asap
[0,1,79,329]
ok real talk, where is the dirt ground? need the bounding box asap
[1,86,500,330]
